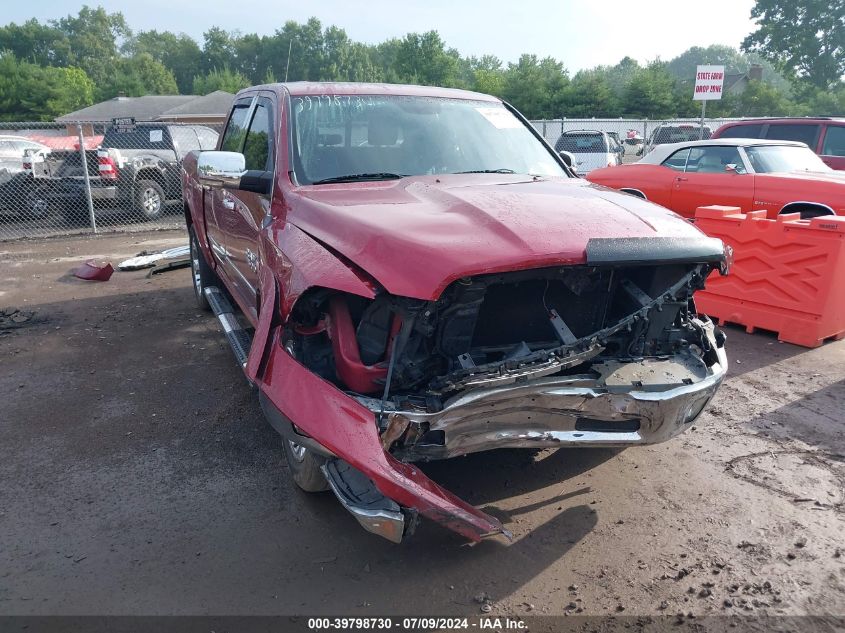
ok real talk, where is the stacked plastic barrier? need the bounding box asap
[694,205,845,348]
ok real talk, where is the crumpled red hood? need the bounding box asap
[288,174,707,299]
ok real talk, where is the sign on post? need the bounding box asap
[692,64,724,139]
[693,65,725,101]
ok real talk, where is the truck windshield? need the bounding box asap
[745,144,831,173]
[290,95,567,184]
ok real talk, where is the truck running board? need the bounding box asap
[204,286,252,370]
[321,459,414,544]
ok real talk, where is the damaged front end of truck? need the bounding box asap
[257,235,729,543]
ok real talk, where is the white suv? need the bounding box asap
[554,130,621,175]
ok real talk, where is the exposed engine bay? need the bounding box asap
[284,248,728,461]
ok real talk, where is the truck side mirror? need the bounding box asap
[197,151,246,188]
[558,150,574,168]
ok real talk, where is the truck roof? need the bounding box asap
[239,82,501,103]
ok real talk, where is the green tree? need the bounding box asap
[0,18,66,66]
[564,69,619,117]
[473,68,506,97]
[461,55,504,95]
[52,6,131,87]
[734,79,795,116]
[501,55,569,119]
[232,33,265,83]
[40,66,96,117]
[802,85,845,115]
[201,27,236,75]
[607,57,640,91]
[192,67,251,94]
[0,54,94,120]
[125,30,202,93]
[394,31,461,87]
[321,27,379,82]
[742,0,845,89]
[98,53,178,99]
[623,61,677,118]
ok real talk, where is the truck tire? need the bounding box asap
[282,438,329,492]
[189,226,216,311]
[135,180,165,221]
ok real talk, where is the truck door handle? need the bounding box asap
[675,177,688,182]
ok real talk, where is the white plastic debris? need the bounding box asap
[118,245,190,271]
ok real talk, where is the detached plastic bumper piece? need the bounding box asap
[74,260,113,281]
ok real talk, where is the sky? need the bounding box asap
[3,0,759,73]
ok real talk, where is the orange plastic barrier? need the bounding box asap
[693,205,845,348]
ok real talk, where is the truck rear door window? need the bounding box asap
[821,126,845,157]
[764,124,820,148]
[718,124,763,139]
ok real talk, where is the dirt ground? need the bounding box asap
[1,231,843,623]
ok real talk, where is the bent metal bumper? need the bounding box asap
[379,325,727,461]
[383,345,726,461]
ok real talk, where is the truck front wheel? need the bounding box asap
[135,180,165,220]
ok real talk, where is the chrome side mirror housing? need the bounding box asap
[197,151,246,188]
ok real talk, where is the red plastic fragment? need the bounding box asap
[74,260,114,282]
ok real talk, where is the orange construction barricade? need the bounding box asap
[694,205,845,348]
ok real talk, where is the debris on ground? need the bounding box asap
[73,260,114,281]
[0,308,36,331]
[118,245,190,271]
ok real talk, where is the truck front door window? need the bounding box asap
[221,101,253,153]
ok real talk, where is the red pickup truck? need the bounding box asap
[182,82,729,544]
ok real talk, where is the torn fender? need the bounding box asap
[256,327,506,542]
[245,264,276,382]
[262,222,377,322]
[247,223,378,381]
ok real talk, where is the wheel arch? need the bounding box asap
[779,201,835,218]
[135,167,167,187]
[620,188,647,200]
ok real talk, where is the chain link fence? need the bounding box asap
[0,121,222,241]
[530,118,744,169]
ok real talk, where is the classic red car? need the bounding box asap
[182,82,728,543]
[587,139,845,219]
